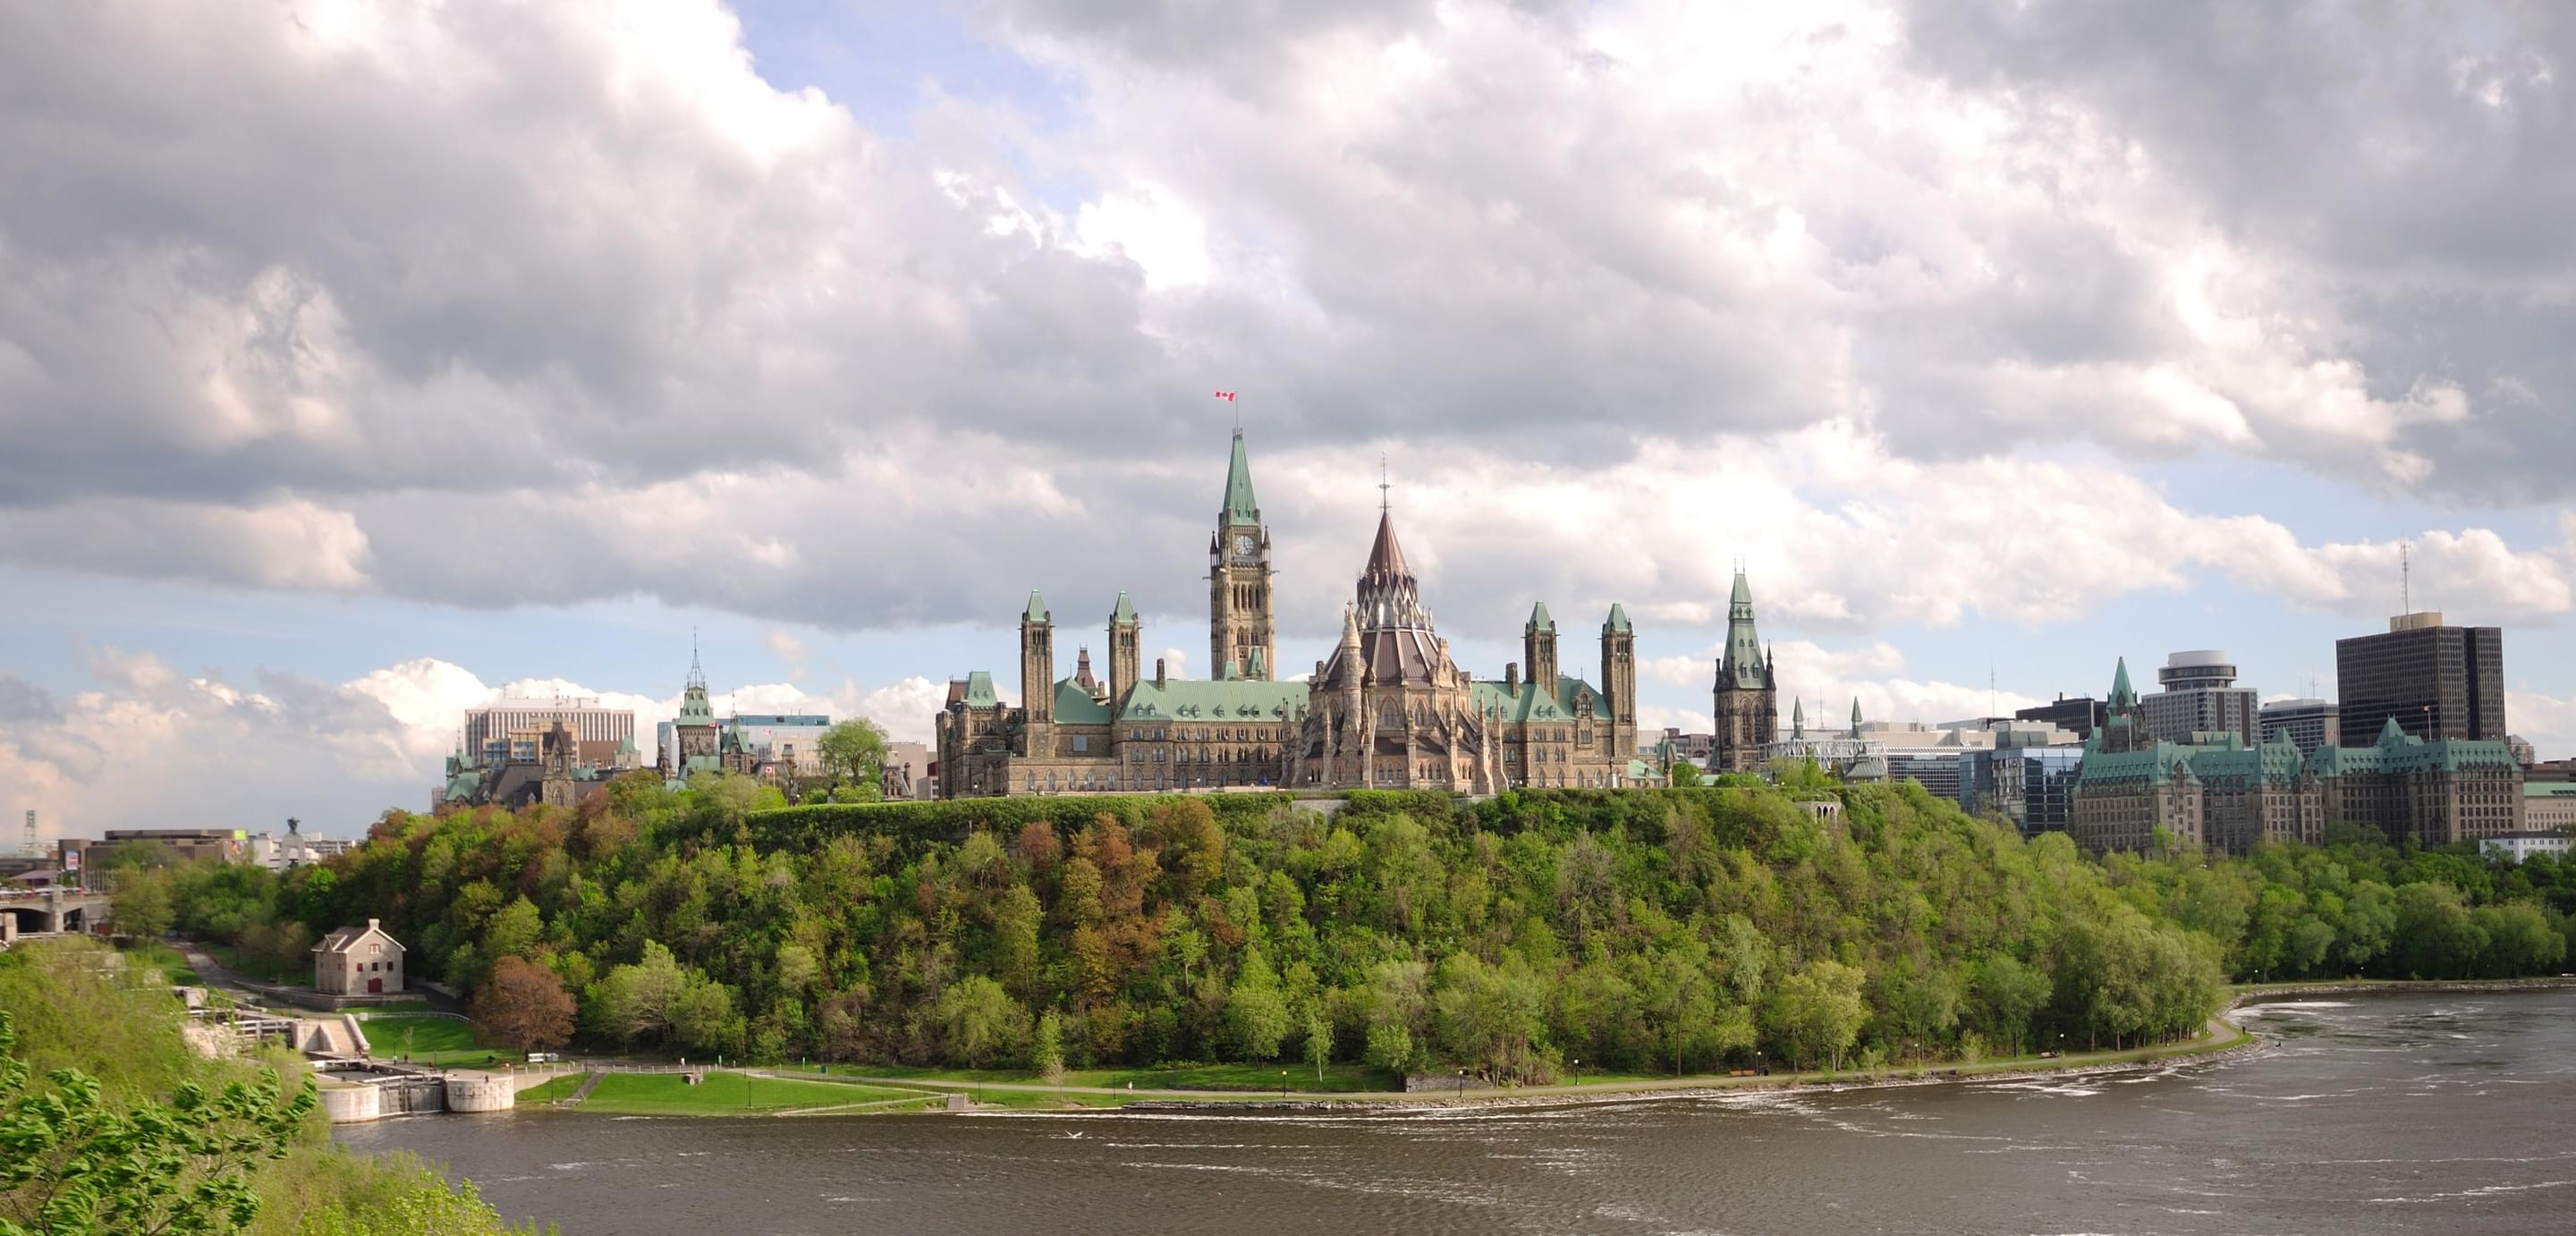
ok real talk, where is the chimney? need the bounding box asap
[367,918,380,930]
[1156,657,1168,689]
[1504,662,1520,692]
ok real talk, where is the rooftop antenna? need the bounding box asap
[2401,541,2412,615]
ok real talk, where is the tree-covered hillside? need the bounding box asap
[137,777,2574,1083]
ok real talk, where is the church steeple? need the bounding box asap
[1711,567,1780,773]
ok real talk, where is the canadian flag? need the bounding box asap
[1214,390,1236,402]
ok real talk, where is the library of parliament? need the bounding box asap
[935,432,1780,797]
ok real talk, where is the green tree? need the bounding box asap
[1303,1010,1332,1080]
[1767,960,1867,1071]
[1967,954,2050,1056]
[111,868,176,940]
[1032,1011,1067,1085]
[1226,952,1292,1062]
[0,1010,317,1236]
[930,976,1031,1068]
[590,942,686,1046]
[1667,761,1704,788]
[817,719,890,794]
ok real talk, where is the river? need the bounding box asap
[340,989,2576,1234]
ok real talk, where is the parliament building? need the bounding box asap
[936,431,1671,797]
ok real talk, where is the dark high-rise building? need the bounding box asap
[2016,695,2106,740]
[2334,613,2505,748]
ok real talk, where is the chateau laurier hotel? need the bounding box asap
[936,432,1750,797]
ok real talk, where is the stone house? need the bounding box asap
[314,919,405,995]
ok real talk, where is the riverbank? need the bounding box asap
[510,977,2576,1119]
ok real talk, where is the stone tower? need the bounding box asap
[1602,604,1637,759]
[674,637,720,766]
[1107,591,1140,706]
[1208,429,1276,680]
[1711,569,1779,773]
[1020,591,1054,758]
[540,720,580,808]
[1524,603,1560,696]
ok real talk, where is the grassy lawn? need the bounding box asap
[355,1014,521,1067]
[120,943,200,986]
[570,1072,931,1115]
[772,1061,1401,1093]
[199,942,302,985]
[517,1073,586,1104]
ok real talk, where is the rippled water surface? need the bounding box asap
[341,990,2576,1234]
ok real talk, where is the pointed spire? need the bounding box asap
[2110,656,2135,709]
[1221,429,1259,525]
[1792,697,1806,738]
[1527,602,1555,633]
[1605,602,1631,634]
[1721,570,1764,689]
[1111,591,1137,624]
[1023,590,1049,623]
[687,627,706,691]
[1366,509,1411,578]
[1850,696,1863,738]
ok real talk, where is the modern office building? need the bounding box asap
[2335,613,2506,746]
[463,697,638,769]
[2258,698,2340,761]
[2140,650,2260,746]
[724,714,833,775]
[2015,696,2106,741]
[1959,745,2087,836]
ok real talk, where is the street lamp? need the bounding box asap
[1571,1058,1580,1087]
[1456,1069,1467,1098]
[1280,1070,1287,1100]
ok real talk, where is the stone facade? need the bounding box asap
[2071,657,2520,855]
[313,919,405,995]
[937,434,1655,797]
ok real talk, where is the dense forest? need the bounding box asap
[116,775,2576,1083]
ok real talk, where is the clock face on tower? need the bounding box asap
[1233,534,1255,560]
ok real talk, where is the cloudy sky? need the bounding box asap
[4,0,2573,839]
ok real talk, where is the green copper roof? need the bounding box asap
[1055,678,1113,724]
[1605,603,1631,634]
[1111,591,1137,624]
[1792,697,1806,738]
[2109,656,2136,708]
[1248,647,1268,678]
[1721,571,1765,689]
[1221,429,1259,525]
[962,671,999,707]
[1527,602,1555,633]
[1115,678,1305,723]
[1470,674,1598,724]
[1023,590,1049,623]
[1849,697,1863,735]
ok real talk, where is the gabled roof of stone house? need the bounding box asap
[313,919,405,955]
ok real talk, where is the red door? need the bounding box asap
[368,978,383,994]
